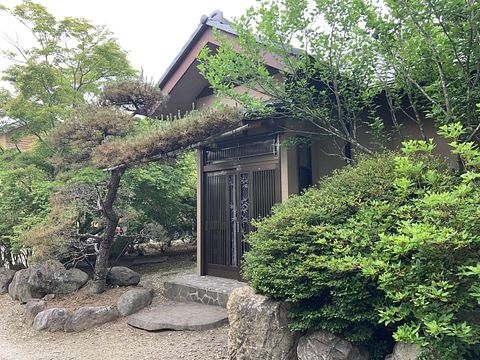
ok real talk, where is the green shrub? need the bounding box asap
[243,152,401,357]
[243,134,480,359]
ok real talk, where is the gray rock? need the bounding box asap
[117,288,153,316]
[106,267,140,286]
[141,281,155,295]
[227,286,299,360]
[33,308,70,332]
[27,261,88,295]
[385,343,419,360]
[9,269,44,303]
[8,262,88,303]
[297,331,369,360]
[64,306,119,332]
[0,268,16,294]
[25,299,47,326]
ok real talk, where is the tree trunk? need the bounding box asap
[90,167,125,294]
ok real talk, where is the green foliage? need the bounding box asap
[244,128,480,359]
[374,0,480,131]
[23,167,106,262]
[243,153,400,357]
[0,149,58,265]
[92,106,242,168]
[199,0,480,154]
[124,152,196,237]
[0,0,136,139]
[198,0,380,155]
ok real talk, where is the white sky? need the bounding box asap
[0,0,257,86]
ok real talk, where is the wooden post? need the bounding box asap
[196,148,204,275]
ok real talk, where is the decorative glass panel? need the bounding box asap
[228,174,237,266]
[240,173,249,256]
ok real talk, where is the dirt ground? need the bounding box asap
[0,254,229,360]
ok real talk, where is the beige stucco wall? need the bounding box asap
[284,110,457,195]
[195,85,269,110]
[307,113,458,189]
[311,136,346,183]
[195,72,282,110]
[355,111,457,166]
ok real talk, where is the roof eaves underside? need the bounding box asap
[157,23,208,89]
[157,18,237,90]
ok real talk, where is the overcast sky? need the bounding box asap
[0,0,257,85]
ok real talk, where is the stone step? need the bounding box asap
[164,274,247,308]
[127,302,228,331]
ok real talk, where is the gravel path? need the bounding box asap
[0,255,229,360]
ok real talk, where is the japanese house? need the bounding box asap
[158,10,455,280]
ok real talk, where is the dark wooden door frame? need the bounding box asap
[201,160,280,280]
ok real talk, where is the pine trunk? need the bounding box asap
[90,168,125,294]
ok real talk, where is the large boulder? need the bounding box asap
[0,268,16,294]
[33,308,70,332]
[9,269,44,303]
[297,331,369,360]
[117,288,153,316]
[385,343,419,360]
[27,261,88,295]
[64,305,119,332]
[106,267,140,286]
[8,262,88,303]
[24,299,47,326]
[227,286,299,360]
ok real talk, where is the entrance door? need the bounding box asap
[203,164,279,280]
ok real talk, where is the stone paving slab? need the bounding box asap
[164,274,247,308]
[127,303,228,331]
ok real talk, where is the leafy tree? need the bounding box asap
[0,0,136,141]
[124,153,197,237]
[0,148,58,267]
[199,0,380,157]
[0,3,200,283]
[370,0,480,142]
[198,0,480,157]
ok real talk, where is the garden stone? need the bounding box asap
[27,261,88,295]
[227,286,299,360]
[0,268,16,294]
[33,308,70,332]
[9,269,43,303]
[24,299,47,326]
[141,281,155,295]
[106,266,140,286]
[8,262,88,303]
[385,343,419,360]
[127,302,227,331]
[297,331,369,360]
[117,288,153,316]
[64,305,119,332]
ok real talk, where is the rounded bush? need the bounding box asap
[243,150,480,359]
